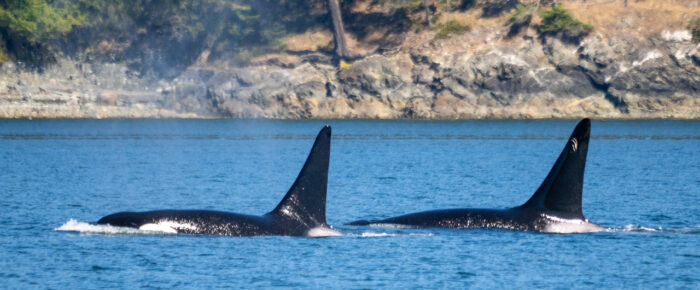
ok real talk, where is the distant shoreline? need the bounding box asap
[1,1,697,120]
[2,116,699,121]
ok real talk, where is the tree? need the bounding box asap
[327,0,349,60]
[538,0,556,7]
[424,0,433,27]
[0,0,85,64]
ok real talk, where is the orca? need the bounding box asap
[97,126,341,237]
[347,119,603,233]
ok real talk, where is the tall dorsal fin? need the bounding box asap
[520,119,591,219]
[268,126,331,227]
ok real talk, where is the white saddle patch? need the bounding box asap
[138,221,199,234]
[542,215,605,233]
[139,223,177,234]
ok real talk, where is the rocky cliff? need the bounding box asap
[1,0,698,119]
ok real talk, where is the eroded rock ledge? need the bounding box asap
[1,32,698,119]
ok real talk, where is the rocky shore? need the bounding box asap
[1,2,698,119]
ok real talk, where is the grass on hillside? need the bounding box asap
[435,19,470,39]
[691,18,700,42]
[509,4,537,25]
[506,3,537,37]
[539,5,593,40]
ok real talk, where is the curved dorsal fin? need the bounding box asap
[269,126,331,227]
[520,119,591,219]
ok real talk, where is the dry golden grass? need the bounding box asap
[422,0,699,51]
[564,0,700,37]
[259,0,698,65]
[249,53,300,67]
[283,29,333,52]
[438,9,507,31]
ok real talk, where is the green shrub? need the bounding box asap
[435,19,470,39]
[509,4,537,25]
[0,34,6,63]
[412,12,442,31]
[0,0,323,70]
[0,0,86,66]
[0,47,7,64]
[690,18,700,43]
[482,0,519,18]
[0,0,85,43]
[506,3,536,37]
[539,5,592,40]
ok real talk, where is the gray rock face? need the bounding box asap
[1,31,698,119]
[339,54,413,101]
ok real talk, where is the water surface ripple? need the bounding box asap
[1,119,698,288]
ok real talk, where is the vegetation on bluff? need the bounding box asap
[0,0,85,66]
[435,20,470,39]
[509,3,537,25]
[507,3,536,37]
[3,0,674,76]
[0,0,326,74]
[0,0,473,71]
[538,4,593,41]
[690,17,700,43]
[0,0,698,120]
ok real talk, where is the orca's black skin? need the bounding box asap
[98,126,337,237]
[348,119,603,233]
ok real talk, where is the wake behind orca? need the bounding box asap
[97,126,340,237]
[348,119,603,233]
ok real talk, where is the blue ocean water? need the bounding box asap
[1,119,698,288]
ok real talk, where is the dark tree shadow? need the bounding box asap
[460,0,478,11]
[342,6,412,53]
[482,0,520,18]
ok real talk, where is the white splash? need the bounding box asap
[368,223,418,229]
[355,232,434,237]
[660,30,692,42]
[620,224,660,232]
[54,219,173,235]
[360,232,395,237]
[306,226,343,237]
[597,224,700,234]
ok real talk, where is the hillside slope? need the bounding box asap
[0,0,698,119]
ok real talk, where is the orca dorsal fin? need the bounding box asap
[269,125,331,227]
[520,119,591,219]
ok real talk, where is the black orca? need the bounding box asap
[348,119,603,233]
[97,126,340,237]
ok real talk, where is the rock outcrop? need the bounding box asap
[1,3,698,119]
